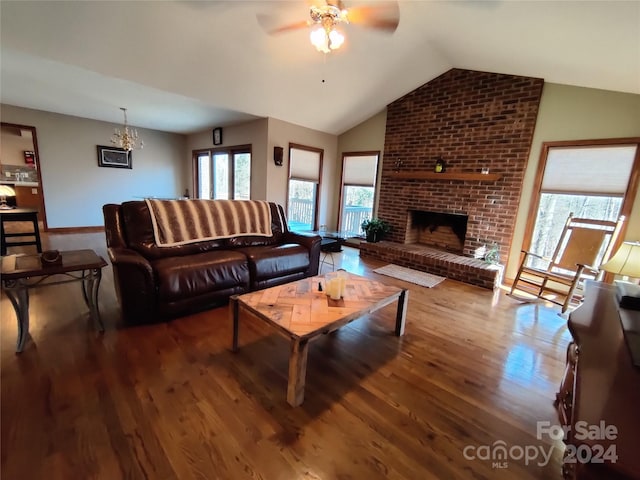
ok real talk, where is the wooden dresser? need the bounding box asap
[556,281,640,479]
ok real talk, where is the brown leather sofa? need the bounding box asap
[103,200,321,324]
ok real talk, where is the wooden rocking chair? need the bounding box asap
[510,213,625,313]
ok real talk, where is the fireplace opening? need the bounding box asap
[406,210,468,253]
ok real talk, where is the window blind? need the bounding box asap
[290,147,321,182]
[542,146,636,195]
[343,155,378,186]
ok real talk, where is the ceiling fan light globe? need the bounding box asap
[310,27,329,52]
[328,29,344,49]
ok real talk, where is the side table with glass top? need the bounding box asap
[317,231,349,271]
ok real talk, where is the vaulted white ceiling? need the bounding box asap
[1,1,638,135]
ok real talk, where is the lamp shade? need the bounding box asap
[0,185,16,196]
[600,241,640,277]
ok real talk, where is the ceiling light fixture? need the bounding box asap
[309,4,348,53]
[111,107,143,152]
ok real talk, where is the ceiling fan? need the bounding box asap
[258,1,400,54]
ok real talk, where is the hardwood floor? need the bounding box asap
[1,232,571,479]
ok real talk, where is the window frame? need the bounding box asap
[192,144,252,200]
[194,150,211,199]
[338,150,380,235]
[286,143,323,231]
[522,137,640,260]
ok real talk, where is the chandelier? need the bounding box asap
[111,107,143,151]
[309,4,347,53]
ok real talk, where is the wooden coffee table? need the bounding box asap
[229,272,408,406]
[1,249,107,353]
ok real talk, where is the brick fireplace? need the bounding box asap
[361,68,544,289]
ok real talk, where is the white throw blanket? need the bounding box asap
[145,198,272,247]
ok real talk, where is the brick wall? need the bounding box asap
[379,68,543,260]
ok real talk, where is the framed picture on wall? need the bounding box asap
[97,145,132,169]
[213,127,223,145]
[23,151,36,166]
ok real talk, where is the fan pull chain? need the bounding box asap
[321,51,327,84]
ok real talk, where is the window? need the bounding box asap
[196,151,211,199]
[194,145,251,200]
[287,144,323,231]
[213,152,229,199]
[233,152,251,200]
[339,152,379,236]
[524,139,639,269]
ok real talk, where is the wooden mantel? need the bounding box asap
[385,171,502,181]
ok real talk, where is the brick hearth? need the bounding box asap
[360,241,503,290]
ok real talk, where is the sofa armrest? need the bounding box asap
[107,247,158,323]
[284,231,322,250]
[283,231,322,277]
[108,247,154,276]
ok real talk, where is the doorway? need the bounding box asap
[0,123,48,230]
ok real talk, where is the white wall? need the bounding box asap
[1,104,187,228]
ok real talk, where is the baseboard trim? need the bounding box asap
[46,226,105,234]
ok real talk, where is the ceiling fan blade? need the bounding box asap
[347,2,400,33]
[257,14,310,35]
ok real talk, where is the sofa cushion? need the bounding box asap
[152,250,249,301]
[237,244,310,280]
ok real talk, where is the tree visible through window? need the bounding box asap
[233,153,251,200]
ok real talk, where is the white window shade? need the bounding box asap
[542,146,636,195]
[343,155,378,186]
[290,147,321,182]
